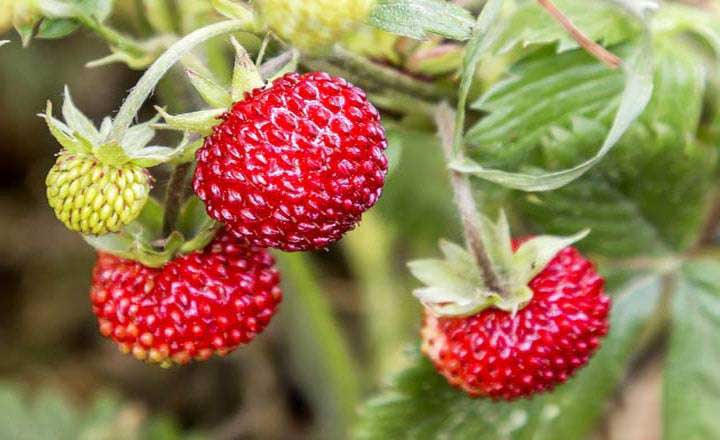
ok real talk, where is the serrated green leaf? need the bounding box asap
[455,42,654,191]
[355,273,663,439]
[368,0,474,41]
[664,260,720,440]
[514,38,714,257]
[467,49,625,162]
[493,0,641,55]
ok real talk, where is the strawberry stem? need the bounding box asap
[435,104,507,297]
[109,19,253,142]
[537,0,621,69]
[162,162,193,237]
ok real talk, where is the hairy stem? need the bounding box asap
[435,104,506,296]
[110,19,251,141]
[537,0,621,69]
[162,162,193,236]
[319,46,449,101]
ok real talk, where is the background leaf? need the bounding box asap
[664,260,720,440]
[368,0,474,41]
[513,37,715,257]
[493,0,641,55]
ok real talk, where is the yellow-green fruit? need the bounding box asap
[256,0,375,53]
[46,152,151,235]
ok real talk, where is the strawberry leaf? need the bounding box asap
[664,260,720,439]
[355,273,663,439]
[367,0,474,41]
[492,0,642,55]
[515,38,715,257]
[454,42,654,191]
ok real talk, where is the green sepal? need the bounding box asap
[84,230,184,268]
[93,142,132,166]
[40,101,90,154]
[84,197,221,268]
[409,212,589,317]
[154,106,224,135]
[230,36,263,101]
[186,68,233,108]
[126,145,180,167]
[42,86,188,168]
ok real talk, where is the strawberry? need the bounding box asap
[90,230,282,366]
[256,0,376,53]
[193,72,388,252]
[409,215,609,399]
[43,88,180,236]
[47,151,151,235]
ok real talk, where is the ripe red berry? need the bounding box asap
[421,244,610,400]
[193,72,388,252]
[90,231,282,366]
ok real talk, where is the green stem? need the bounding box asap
[76,15,147,57]
[109,19,251,141]
[162,162,193,236]
[320,46,449,101]
[435,104,506,296]
[276,253,361,439]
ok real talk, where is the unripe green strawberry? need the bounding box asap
[43,88,180,236]
[256,0,375,52]
[46,151,151,235]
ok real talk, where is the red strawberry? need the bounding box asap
[90,231,282,366]
[193,72,388,252]
[421,244,610,400]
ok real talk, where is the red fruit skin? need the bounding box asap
[193,72,388,252]
[421,245,610,400]
[90,232,282,366]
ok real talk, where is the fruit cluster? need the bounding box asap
[45,69,389,366]
[40,0,610,401]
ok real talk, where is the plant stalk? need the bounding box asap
[321,46,449,101]
[110,19,251,141]
[537,0,622,69]
[162,162,193,236]
[435,104,506,296]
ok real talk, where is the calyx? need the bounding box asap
[155,37,298,135]
[42,87,192,168]
[408,212,589,317]
[85,197,221,268]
